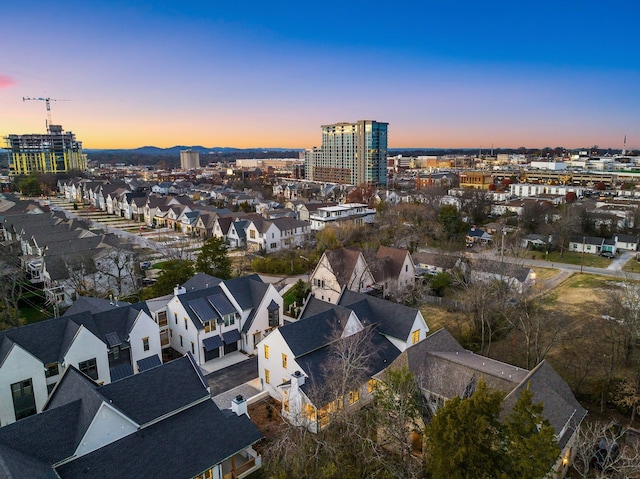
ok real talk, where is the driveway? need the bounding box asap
[205,356,258,396]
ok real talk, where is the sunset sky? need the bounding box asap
[2,1,639,150]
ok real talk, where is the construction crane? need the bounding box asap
[22,96,70,129]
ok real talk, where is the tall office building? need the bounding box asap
[305,120,388,186]
[5,125,87,176]
[180,149,200,169]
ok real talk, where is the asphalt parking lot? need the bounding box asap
[205,356,258,396]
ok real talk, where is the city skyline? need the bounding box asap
[2,1,639,150]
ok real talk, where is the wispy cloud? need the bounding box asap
[0,75,15,88]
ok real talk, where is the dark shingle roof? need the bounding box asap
[98,356,209,425]
[54,400,262,479]
[338,289,419,341]
[137,354,162,372]
[323,248,363,287]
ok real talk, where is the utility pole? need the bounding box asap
[580,236,585,273]
[500,230,506,263]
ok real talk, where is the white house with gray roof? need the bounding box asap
[157,274,283,366]
[0,302,160,427]
[0,355,263,478]
[257,290,429,432]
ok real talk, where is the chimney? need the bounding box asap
[231,394,248,416]
[292,370,305,387]
[174,284,186,296]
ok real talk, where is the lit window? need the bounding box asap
[349,389,359,404]
[411,329,420,344]
[282,353,288,368]
[264,345,270,359]
[368,379,378,393]
[265,369,270,384]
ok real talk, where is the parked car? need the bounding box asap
[140,261,152,270]
[600,252,616,258]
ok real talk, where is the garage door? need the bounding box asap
[223,341,238,355]
[204,347,220,361]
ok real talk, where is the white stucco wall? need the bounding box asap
[75,402,138,457]
[64,326,110,385]
[128,311,162,372]
[0,345,48,426]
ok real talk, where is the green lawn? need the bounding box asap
[623,257,640,273]
[527,250,612,268]
[19,305,52,324]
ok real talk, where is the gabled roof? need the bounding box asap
[63,296,129,316]
[183,272,222,292]
[322,248,364,287]
[338,289,420,341]
[280,299,354,357]
[0,356,262,478]
[388,328,586,449]
[369,246,410,281]
[411,251,459,270]
[615,233,639,243]
[570,235,604,246]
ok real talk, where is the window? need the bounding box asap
[184,318,188,330]
[282,353,288,369]
[79,358,98,380]
[224,314,236,327]
[405,264,409,272]
[157,310,168,327]
[368,379,378,393]
[142,337,150,351]
[268,308,280,327]
[47,383,56,395]
[191,342,195,354]
[349,389,359,404]
[270,242,277,249]
[264,369,270,384]
[45,363,59,378]
[411,329,420,344]
[250,230,256,239]
[264,345,270,359]
[179,335,183,347]
[174,312,178,325]
[11,379,36,420]
[205,320,215,333]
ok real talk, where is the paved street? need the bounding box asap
[205,356,258,396]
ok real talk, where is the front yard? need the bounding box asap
[527,250,613,268]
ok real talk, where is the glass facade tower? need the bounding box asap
[306,120,388,185]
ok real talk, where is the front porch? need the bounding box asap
[221,447,261,479]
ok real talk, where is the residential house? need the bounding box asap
[246,217,310,253]
[310,248,375,304]
[383,328,586,478]
[368,246,416,299]
[461,258,536,293]
[411,251,459,275]
[257,290,429,432]
[309,203,376,231]
[568,236,609,255]
[466,226,492,246]
[0,355,263,478]
[148,274,283,365]
[614,233,639,251]
[0,301,159,426]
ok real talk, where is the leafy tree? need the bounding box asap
[425,379,505,479]
[143,259,194,298]
[503,388,559,478]
[195,236,232,279]
[438,205,466,240]
[425,380,560,479]
[16,175,42,196]
[429,272,452,297]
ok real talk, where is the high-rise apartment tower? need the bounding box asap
[180,149,200,170]
[5,125,87,176]
[305,120,388,185]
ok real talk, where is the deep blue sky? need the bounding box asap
[2,1,639,149]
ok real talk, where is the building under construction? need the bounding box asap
[5,124,87,176]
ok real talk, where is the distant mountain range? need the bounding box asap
[84,146,303,155]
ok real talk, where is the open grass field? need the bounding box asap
[623,257,640,273]
[528,250,612,268]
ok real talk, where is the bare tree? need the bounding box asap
[571,420,640,479]
[504,295,565,369]
[96,239,140,297]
